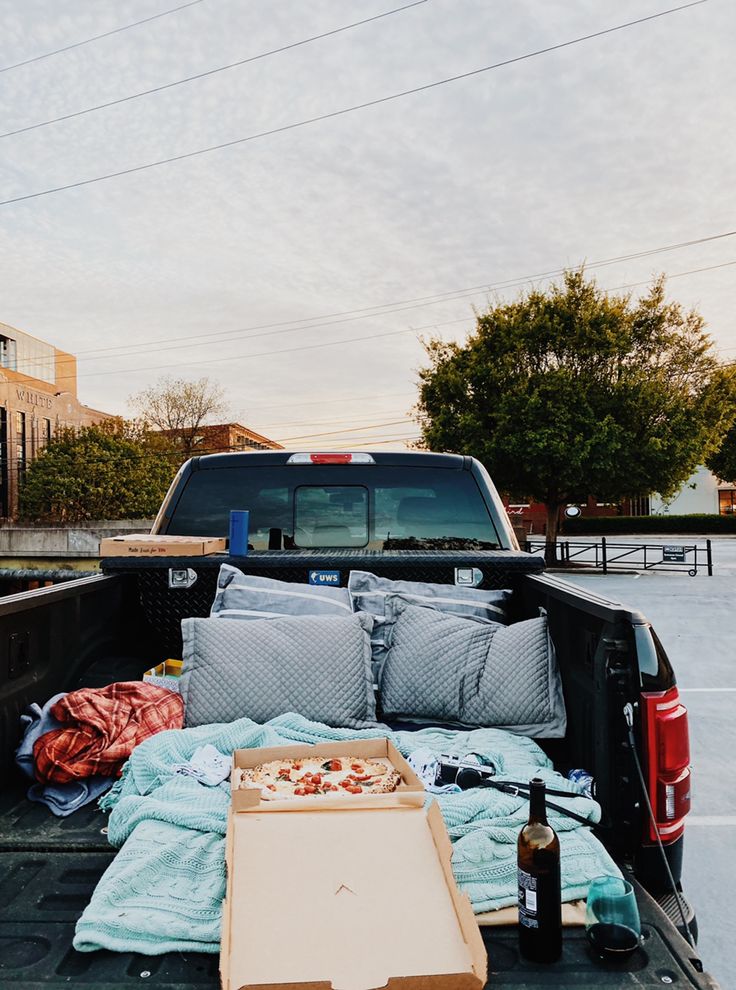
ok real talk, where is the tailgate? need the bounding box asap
[480,877,718,989]
[0,813,719,990]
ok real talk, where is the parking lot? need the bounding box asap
[565,547,735,987]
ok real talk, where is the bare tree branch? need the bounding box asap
[129,376,228,457]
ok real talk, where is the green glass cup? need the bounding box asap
[585,876,642,962]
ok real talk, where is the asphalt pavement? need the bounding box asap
[564,542,735,988]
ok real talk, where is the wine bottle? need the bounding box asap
[517,777,562,963]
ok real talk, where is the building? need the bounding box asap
[503,466,736,536]
[163,422,283,454]
[0,321,113,517]
[194,423,283,453]
[650,466,736,516]
[503,495,636,537]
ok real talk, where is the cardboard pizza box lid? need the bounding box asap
[220,800,486,990]
[99,534,227,557]
[230,738,425,813]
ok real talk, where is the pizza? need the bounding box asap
[236,755,401,800]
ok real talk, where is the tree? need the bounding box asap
[18,420,181,523]
[129,376,227,457]
[706,420,736,484]
[416,271,736,563]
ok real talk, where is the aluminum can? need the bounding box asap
[567,768,596,799]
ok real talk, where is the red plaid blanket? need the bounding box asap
[33,681,184,784]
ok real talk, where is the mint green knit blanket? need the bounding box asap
[73,713,618,955]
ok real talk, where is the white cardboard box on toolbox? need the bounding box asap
[142,659,183,693]
[99,534,226,557]
[221,739,487,990]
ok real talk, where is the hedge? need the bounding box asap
[561,514,736,535]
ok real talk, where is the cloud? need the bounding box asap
[0,0,734,446]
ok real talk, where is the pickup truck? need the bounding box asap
[0,449,719,989]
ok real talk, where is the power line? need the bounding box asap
[5,248,734,393]
[258,414,413,433]
[92,229,736,357]
[260,406,413,424]
[21,228,736,377]
[331,434,423,449]
[254,409,415,431]
[276,419,413,442]
[69,268,728,392]
[0,0,707,208]
[248,390,417,414]
[76,309,468,366]
[8,387,419,437]
[0,1,429,140]
[70,316,474,381]
[608,258,736,292]
[6,431,425,462]
[87,249,736,365]
[3,406,421,441]
[5,230,733,381]
[51,250,735,381]
[0,0,207,75]
[62,294,736,392]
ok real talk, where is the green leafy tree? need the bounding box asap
[706,420,736,484]
[416,271,736,563]
[18,420,182,523]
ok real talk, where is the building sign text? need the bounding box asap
[15,388,53,410]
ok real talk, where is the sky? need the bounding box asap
[0,0,734,450]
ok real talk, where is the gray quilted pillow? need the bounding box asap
[348,570,512,680]
[380,600,566,737]
[211,564,353,620]
[180,613,377,729]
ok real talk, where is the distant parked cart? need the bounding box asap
[524,537,713,576]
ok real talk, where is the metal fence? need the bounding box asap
[524,537,713,576]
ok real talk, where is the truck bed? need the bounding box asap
[0,555,720,989]
[0,775,715,990]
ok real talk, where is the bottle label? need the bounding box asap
[518,868,539,929]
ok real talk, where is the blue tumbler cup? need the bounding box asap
[229,510,250,556]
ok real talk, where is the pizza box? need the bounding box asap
[230,738,425,813]
[220,799,487,990]
[99,534,226,557]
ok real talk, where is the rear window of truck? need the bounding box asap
[165,465,499,550]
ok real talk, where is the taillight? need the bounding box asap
[286,453,376,465]
[640,687,691,843]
